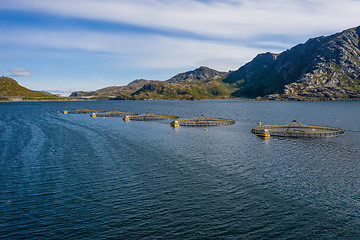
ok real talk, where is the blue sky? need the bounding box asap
[0,0,359,95]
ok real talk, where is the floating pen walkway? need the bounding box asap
[171,115,235,127]
[63,109,106,114]
[251,120,344,138]
[91,110,138,117]
[124,112,179,121]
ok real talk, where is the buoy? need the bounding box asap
[258,122,261,125]
[63,111,68,114]
[256,129,270,138]
[171,121,180,128]
[102,117,105,119]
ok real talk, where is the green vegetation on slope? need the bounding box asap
[110,66,235,100]
[0,76,59,100]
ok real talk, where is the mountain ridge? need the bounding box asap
[69,25,360,101]
[71,66,232,100]
[224,26,360,100]
[70,79,152,99]
[114,67,232,100]
[166,66,228,83]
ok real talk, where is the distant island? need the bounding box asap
[2,26,360,101]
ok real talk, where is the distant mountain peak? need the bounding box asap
[127,79,151,86]
[166,66,228,83]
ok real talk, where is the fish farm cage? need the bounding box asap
[91,110,138,117]
[251,120,344,138]
[63,109,106,114]
[124,112,179,121]
[171,115,235,127]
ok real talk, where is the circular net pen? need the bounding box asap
[63,109,106,114]
[251,120,344,138]
[92,110,138,117]
[171,115,235,127]
[123,112,179,121]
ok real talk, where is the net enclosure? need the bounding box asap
[63,109,106,114]
[123,112,179,121]
[251,120,344,138]
[171,115,235,127]
[91,110,138,117]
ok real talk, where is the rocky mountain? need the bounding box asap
[72,66,232,100]
[167,66,228,83]
[112,66,232,100]
[70,26,360,101]
[0,76,57,101]
[69,79,151,99]
[223,26,360,100]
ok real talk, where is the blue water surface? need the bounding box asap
[0,100,360,239]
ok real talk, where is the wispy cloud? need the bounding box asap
[6,68,37,77]
[0,28,273,71]
[0,0,359,91]
[1,0,359,39]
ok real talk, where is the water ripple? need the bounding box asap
[1,100,360,239]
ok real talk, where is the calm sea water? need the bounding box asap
[1,100,360,239]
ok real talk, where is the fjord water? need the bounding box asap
[1,100,360,239]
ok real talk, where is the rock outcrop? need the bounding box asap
[224,26,360,100]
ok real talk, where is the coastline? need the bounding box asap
[1,96,360,103]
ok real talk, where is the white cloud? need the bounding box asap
[0,0,359,39]
[6,68,37,77]
[1,0,359,91]
[1,0,358,72]
[0,28,272,71]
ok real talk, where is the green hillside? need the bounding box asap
[127,79,233,100]
[112,66,233,100]
[0,76,60,101]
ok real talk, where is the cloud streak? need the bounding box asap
[1,0,359,71]
[0,28,271,71]
[1,0,359,40]
[0,0,359,91]
[6,68,37,77]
